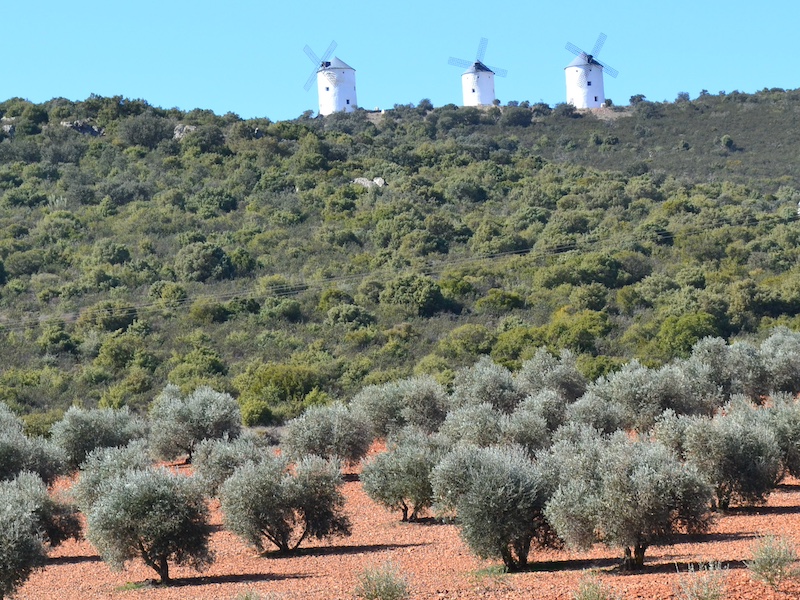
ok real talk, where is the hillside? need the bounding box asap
[0,90,799,425]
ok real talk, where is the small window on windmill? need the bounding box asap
[325,87,330,91]
[472,88,475,93]
[346,99,350,104]
[594,96,598,102]
[587,81,592,86]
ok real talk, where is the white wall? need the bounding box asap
[317,67,357,115]
[461,71,495,107]
[565,65,605,109]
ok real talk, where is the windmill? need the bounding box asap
[564,33,619,109]
[448,38,507,107]
[303,40,358,116]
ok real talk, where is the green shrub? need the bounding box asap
[71,440,152,513]
[431,445,552,571]
[572,572,621,600]
[220,454,350,553]
[354,562,410,600]
[149,385,241,463]
[361,428,441,521]
[675,561,727,600]
[192,433,271,495]
[50,406,148,470]
[746,534,799,591]
[281,403,372,465]
[86,467,213,583]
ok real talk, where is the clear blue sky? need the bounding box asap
[3,1,796,122]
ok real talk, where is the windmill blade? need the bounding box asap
[304,45,321,66]
[486,64,508,78]
[319,40,337,64]
[591,33,607,58]
[303,69,319,92]
[596,58,619,78]
[476,37,488,62]
[565,42,588,58]
[448,57,472,69]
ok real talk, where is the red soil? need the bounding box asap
[17,471,800,600]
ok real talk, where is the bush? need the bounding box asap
[192,434,271,496]
[747,534,799,591]
[50,406,147,470]
[85,467,213,583]
[361,428,441,521]
[675,561,727,600]
[572,572,621,600]
[149,385,242,463]
[0,501,46,600]
[0,428,65,485]
[683,411,781,509]
[0,472,81,548]
[431,445,552,571]
[516,348,587,402]
[760,327,800,394]
[281,403,372,465]
[354,562,410,600]
[438,403,503,448]
[350,381,406,439]
[220,454,350,553]
[450,357,522,413]
[71,440,152,513]
[544,434,712,569]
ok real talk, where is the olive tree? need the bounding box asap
[192,433,271,495]
[760,327,800,394]
[85,468,213,584]
[438,403,503,448]
[431,445,553,571]
[361,428,442,521]
[0,502,46,600]
[544,433,712,569]
[0,428,65,485]
[149,385,241,463]
[450,357,522,413]
[220,454,350,554]
[515,348,587,401]
[281,402,372,465]
[50,406,147,470]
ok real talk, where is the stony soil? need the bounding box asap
[16,466,800,599]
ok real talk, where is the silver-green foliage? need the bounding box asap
[149,385,241,462]
[85,467,213,583]
[0,472,81,548]
[50,405,147,470]
[683,407,781,510]
[0,501,46,600]
[516,348,587,402]
[361,428,441,521]
[220,454,350,553]
[675,561,727,600]
[0,427,65,485]
[438,403,503,448]
[572,572,621,600]
[760,327,800,394]
[71,440,152,513]
[192,433,270,495]
[431,445,551,571]
[450,357,522,414]
[281,402,372,465]
[746,534,799,591]
[354,562,410,600]
[544,433,712,569]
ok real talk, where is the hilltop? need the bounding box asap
[0,90,798,425]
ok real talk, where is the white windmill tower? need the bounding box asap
[448,38,508,107]
[303,41,358,116]
[564,33,619,109]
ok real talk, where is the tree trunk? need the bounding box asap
[156,556,170,584]
[400,503,408,522]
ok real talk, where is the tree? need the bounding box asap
[149,385,242,463]
[361,428,441,521]
[431,445,553,571]
[544,434,712,569]
[71,440,153,513]
[438,403,503,448]
[450,357,522,413]
[0,502,46,600]
[515,348,587,401]
[0,421,65,485]
[281,403,372,465]
[0,472,81,548]
[220,454,350,553]
[379,273,446,317]
[174,242,234,282]
[85,468,213,583]
[192,433,271,495]
[50,406,148,470]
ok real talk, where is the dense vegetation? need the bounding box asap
[1,90,800,427]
